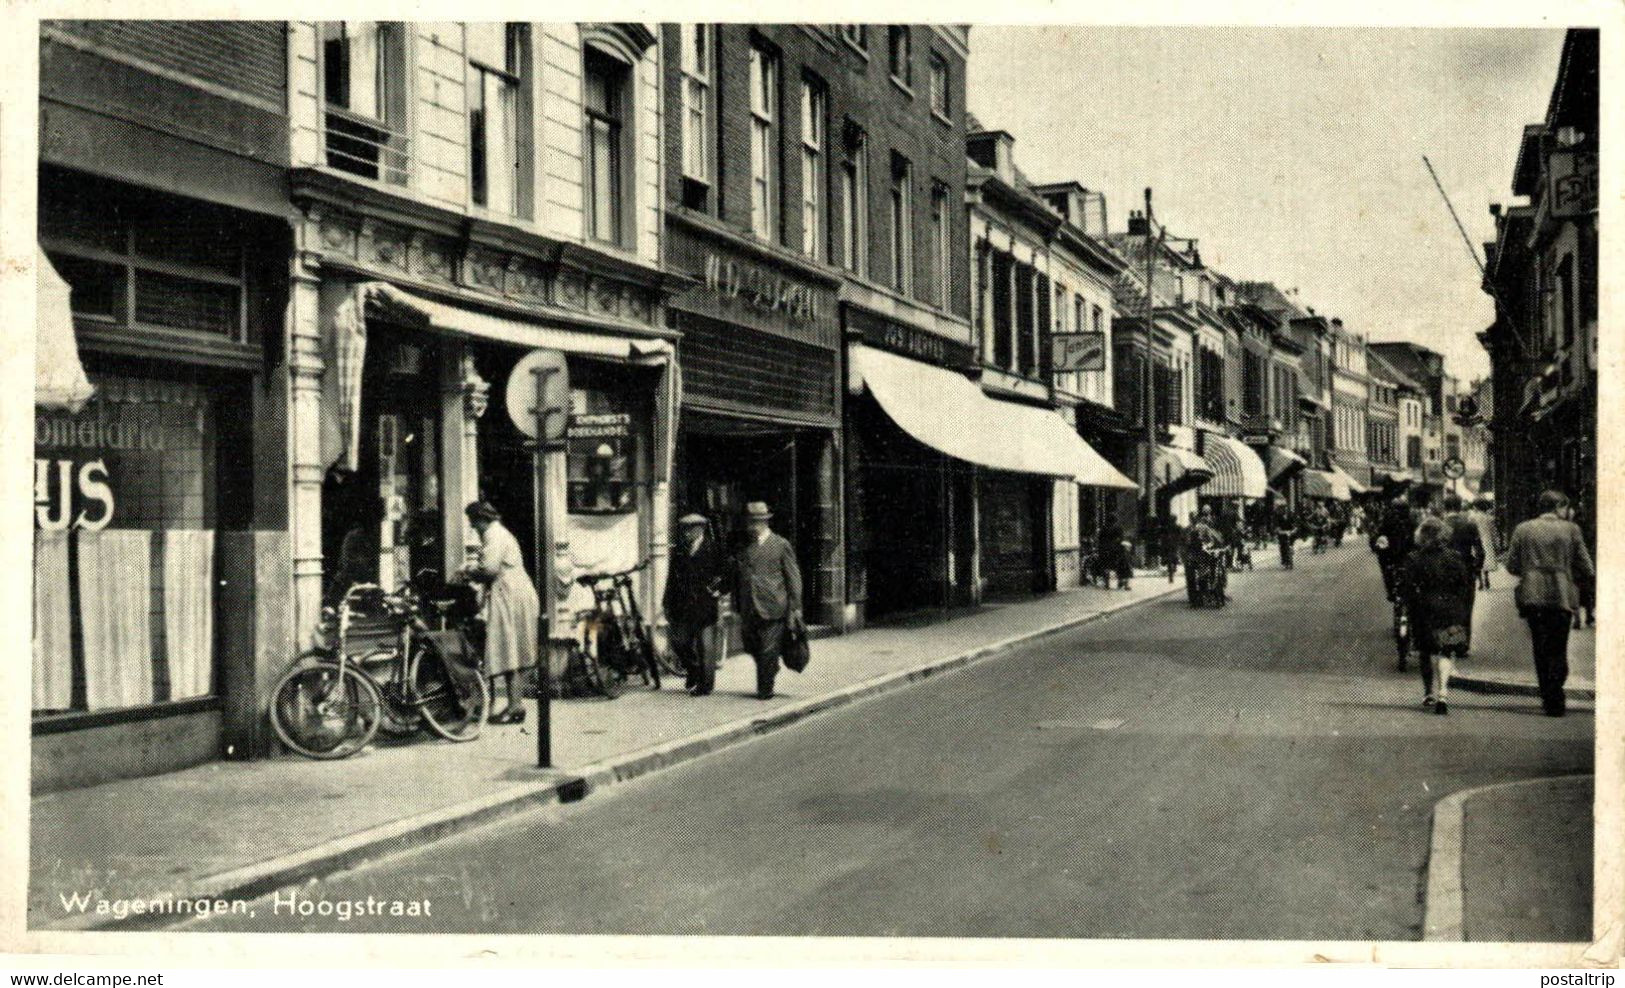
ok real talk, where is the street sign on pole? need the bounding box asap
[1442,456,1466,480]
[505,350,570,768]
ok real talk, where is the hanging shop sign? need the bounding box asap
[1050,332,1108,372]
[1548,151,1597,218]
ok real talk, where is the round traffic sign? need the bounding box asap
[1442,456,1466,480]
[504,349,570,441]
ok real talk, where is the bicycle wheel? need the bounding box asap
[415,646,489,742]
[270,654,382,760]
[362,651,421,738]
[580,637,624,699]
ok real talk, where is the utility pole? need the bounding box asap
[1141,188,1159,546]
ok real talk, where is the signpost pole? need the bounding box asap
[531,363,556,769]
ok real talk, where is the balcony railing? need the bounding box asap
[313,107,412,187]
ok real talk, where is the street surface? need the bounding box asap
[191,543,1592,939]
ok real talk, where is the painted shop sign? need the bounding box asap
[704,254,819,323]
[567,412,632,440]
[846,305,976,368]
[1548,151,1597,218]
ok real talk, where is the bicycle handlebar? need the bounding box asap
[574,558,652,586]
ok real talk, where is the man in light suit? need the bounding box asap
[1504,489,1594,717]
[734,501,803,700]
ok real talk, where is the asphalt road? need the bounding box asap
[191,542,1593,939]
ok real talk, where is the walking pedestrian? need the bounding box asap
[1275,504,1297,570]
[734,501,803,700]
[1469,497,1499,591]
[663,513,726,696]
[1568,502,1595,629]
[1440,493,1485,640]
[1098,522,1133,590]
[1504,490,1594,717]
[1400,516,1475,714]
[459,501,539,724]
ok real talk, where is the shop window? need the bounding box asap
[567,383,641,515]
[321,22,409,184]
[33,370,231,717]
[41,188,248,342]
[585,46,631,246]
[749,45,780,241]
[468,23,531,218]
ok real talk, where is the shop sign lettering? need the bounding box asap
[704,254,818,323]
[34,458,114,531]
[35,411,165,452]
[1549,151,1597,218]
[567,412,632,440]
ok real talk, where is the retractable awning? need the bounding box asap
[852,345,1136,489]
[35,248,95,412]
[1266,445,1308,481]
[366,282,674,360]
[1200,433,1268,499]
[1154,444,1213,497]
[1329,461,1369,495]
[1301,469,1351,501]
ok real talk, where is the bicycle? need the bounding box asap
[270,582,491,760]
[574,560,674,692]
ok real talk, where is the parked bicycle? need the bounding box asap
[270,581,490,760]
[571,559,681,695]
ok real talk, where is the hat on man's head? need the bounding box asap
[465,500,501,522]
[743,501,773,520]
[678,513,708,527]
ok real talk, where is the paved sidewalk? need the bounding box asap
[1453,570,1596,702]
[31,572,1182,930]
[1425,774,1593,942]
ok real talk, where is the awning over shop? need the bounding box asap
[1329,461,1369,495]
[1200,433,1268,499]
[1301,469,1351,501]
[1266,445,1308,481]
[852,345,1136,488]
[1153,444,1213,497]
[366,282,674,361]
[35,247,95,412]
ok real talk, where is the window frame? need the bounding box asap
[319,21,410,185]
[840,126,869,277]
[887,25,913,90]
[749,44,781,242]
[889,154,913,295]
[467,22,530,218]
[929,182,950,308]
[840,24,868,55]
[799,76,827,260]
[928,50,950,121]
[679,24,714,188]
[583,44,633,247]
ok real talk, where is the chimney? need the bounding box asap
[966,130,1016,184]
[1126,210,1149,236]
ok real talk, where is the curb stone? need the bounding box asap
[1449,673,1595,703]
[43,581,1184,932]
[1422,774,1593,942]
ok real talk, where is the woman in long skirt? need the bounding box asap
[1402,516,1476,715]
[461,501,539,724]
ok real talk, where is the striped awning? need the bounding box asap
[1266,445,1308,481]
[1200,433,1268,499]
[1301,469,1351,501]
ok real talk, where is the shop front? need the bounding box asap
[33,171,287,790]
[665,214,844,628]
[848,340,1134,616]
[1198,430,1268,536]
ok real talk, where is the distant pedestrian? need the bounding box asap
[1440,493,1485,639]
[734,501,803,701]
[1568,503,1595,629]
[1469,497,1499,590]
[1504,490,1594,717]
[1370,496,1416,603]
[663,513,726,697]
[1401,517,1474,714]
[1275,505,1297,569]
[460,501,539,724]
[1098,522,1133,590]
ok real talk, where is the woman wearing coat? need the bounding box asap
[1401,516,1476,715]
[460,501,540,724]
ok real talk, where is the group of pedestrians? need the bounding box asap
[1369,488,1591,717]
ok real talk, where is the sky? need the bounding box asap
[967,26,1568,382]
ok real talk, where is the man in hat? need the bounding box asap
[662,512,726,696]
[734,501,803,700]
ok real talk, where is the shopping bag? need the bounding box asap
[783,621,811,674]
